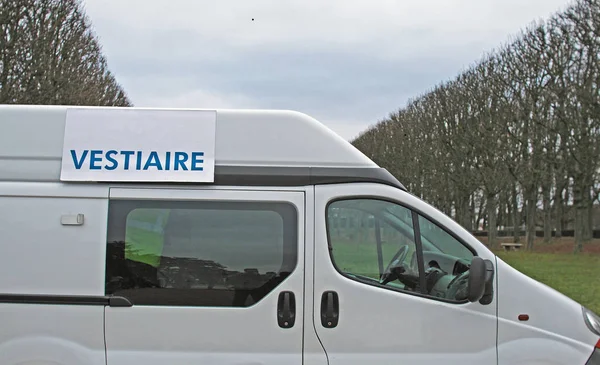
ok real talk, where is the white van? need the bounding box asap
[0,104,598,365]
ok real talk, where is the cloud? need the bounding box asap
[116,47,452,137]
[134,88,259,110]
[85,0,569,52]
[83,0,573,140]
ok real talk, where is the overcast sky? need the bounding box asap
[83,0,572,141]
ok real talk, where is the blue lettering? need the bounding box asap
[121,151,134,170]
[90,150,102,170]
[136,151,143,170]
[165,152,171,171]
[174,152,189,171]
[143,151,163,170]
[191,152,204,171]
[105,150,118,170]
[70,150,88,170]
[68,150,206,173]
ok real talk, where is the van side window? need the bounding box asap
[326,198,476,303]
[327,199,424,294]
[105,200,298,307]
[418,214,474,266]
[416,214,475,301]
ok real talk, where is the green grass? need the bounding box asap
[330,241,409,279]
[497,251,600,314]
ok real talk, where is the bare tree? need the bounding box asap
[0,0,130,106]
[352,0,599,253]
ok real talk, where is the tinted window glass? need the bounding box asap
[327,199,423,294]
[326,198,477,303]
[417,214,474,301]
[418,215,473,259]
[106,200,297,307]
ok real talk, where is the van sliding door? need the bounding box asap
[103,187,305,365]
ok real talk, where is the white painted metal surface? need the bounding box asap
[0,305,106,365]
[496,258,599,364]
[0,183,108,296]
[0,105,376,183]
[104,188,306,365]
[312,183,498,365]
[302,186,329,365]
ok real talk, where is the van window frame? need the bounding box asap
[104,198,299,308]
[324,195,478,305]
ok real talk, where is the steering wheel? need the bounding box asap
[379,244,409,284]
[445,269,470,301]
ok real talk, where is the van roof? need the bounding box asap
[0,104,404,189]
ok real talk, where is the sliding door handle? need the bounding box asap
[320,291,339,328]
[277,291,296,328]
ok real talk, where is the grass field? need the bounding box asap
[493,238,600,314]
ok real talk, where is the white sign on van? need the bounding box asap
[60,108,217,182]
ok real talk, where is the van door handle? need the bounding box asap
[320,291,339,328]
[277,291,295,328]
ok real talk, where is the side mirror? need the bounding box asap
[479,259,495,305]
[467,256,487,302]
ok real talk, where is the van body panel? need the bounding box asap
[302,186,329,365]
[0,305,105,365]
[108,186,305,199]
[0,181,108,199]
[104,187,306,364]
[0,189,108,296]
[496,258,598,364]
[311,183,498,364]
[0,106,66,182]
[214,109,375,168]
[0,105,378,184]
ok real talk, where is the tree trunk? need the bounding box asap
[454,189,470,230]
[506,194,513,234]
[584,194,593,243]
[487,192,498,248]
[460,193,472,232]
[468,193,476,232]
[525,186,536,251]
[554,183,564,239]
[512,184,521,243]
[543,184,552,243]
[497,196,505,231]
[460,193,471,231]
[476,196,486,231]
[573,178,586,253]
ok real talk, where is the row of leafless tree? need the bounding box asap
[0,0,130,106]
[352,0,599,252]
